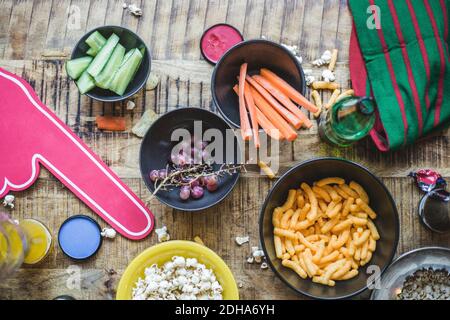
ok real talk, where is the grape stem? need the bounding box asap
[148,163,245,201]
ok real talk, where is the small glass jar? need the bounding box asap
[0,213,28,281]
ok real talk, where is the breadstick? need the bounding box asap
[325,88,341,109]
[336,89,354,102]
[311,90,322,118]
[328,49,338,71]
[312,81,340,90]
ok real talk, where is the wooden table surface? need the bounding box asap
[0,0,449,300]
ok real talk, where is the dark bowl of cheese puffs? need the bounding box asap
[259,157,399,300]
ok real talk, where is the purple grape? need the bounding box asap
[198,176,207,186]
[158,169,168,180]
[205,175,218,186]
[190,178,200,187]
[206,183,218,192]
[149,170,159,182]
[191,186,204,199]
[179,186,190,201]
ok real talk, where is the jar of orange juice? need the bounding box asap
[0,213,27,280]
[0,212,52,280]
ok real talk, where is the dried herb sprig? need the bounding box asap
[149,163,245,200]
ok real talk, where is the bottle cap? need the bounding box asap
[418,189,450,233]
[410,169,450,233]
[58,215,102,260]
[200,23,244,65]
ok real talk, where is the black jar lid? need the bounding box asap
[418,189,450,233]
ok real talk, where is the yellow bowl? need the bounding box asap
[116,240,239,300]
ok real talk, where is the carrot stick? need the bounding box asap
[260,68,319,113]
[245,75,303,129]
[238,63,252,141]
[233,85,284,140]
[248,83,298,141]
[243,82,260,148]
[252,75,313,129]
[96,116,126,131]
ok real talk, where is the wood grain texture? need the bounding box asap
[0,0,449,300]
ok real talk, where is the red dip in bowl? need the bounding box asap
[201,24,243,64]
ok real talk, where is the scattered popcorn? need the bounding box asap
[132,256,223,300]
[305,76,315,86]
[122,3,128,9]
[235,236,249,246]
[128,4,142,16]
[146,72,160,91]
[126,100,136,110]
[238,282,244,288]
[312,50,332,67]
[132,108,159,138]
[247,256,254,264]
[282,43,299,56]
[251,246,265,263]
[321,69,336,82]
[261,262,268,269]
[2,195,15,209]
[193,235,205,246]
[100,227,117,239]
[155,226,170,242]
[282,43,303,65]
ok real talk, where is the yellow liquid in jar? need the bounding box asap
[20,219,52,265]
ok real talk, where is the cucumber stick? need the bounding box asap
[86,47,97,57]
[86,33,120,77]
[94,44,126,89]
[85,31,106,52]
[110,49,143,95]
[65,56,93,80]
[76,71,96,94]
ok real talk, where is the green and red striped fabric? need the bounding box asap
[349,0,449,151]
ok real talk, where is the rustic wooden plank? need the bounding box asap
[280,0,306,48]
[0,0,14,58]
[299,0,325,61]
[336,0,352,62]
[23,0,53,59]
[120,0,142,32]
[225,0,247,32]
[45,0,72,51]
[104,0,125,25]
[182,0,209,60]
[63,0,90,49]
[150,0,173,59]
[242,0,265,39]
[3,0,34,59]
[135,0,157,52]
[166,0,191,59]
[260,0,285,42]
[85,0,108,30]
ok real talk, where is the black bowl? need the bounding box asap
[71,25,151,102]
[140,108,240,211]
[211,39,306,128]
[259,158,400,300]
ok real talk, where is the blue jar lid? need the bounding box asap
[58,215,102,260]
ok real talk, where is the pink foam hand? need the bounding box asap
[0,68,154,240]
